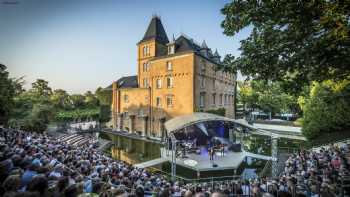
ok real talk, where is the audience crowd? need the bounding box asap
[0,128,349,197]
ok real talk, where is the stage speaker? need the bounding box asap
[212,163,218,167]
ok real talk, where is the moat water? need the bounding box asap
[100,131,303,180]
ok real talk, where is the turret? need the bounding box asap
[212,49,221,63]
[137,16,169,87]
[200,40,210,57]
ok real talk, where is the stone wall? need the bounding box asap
[194,55,235,118]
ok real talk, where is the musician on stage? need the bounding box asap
[220,143,225,156]
[209,147,214,161]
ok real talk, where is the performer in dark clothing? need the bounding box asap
[221,144,225,156]
[209,147,214,160]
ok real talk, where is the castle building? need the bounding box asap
[111,16,236,139]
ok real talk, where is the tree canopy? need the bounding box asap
[299,79,350,139]
[95,87,112,106]
[31,79,52,97]
[7,77,112,132]
[238,80,299,116]
[50,89,70,109]
[221,1,350,90]
[0,64,18,125]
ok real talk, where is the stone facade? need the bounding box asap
[111,16,236,139]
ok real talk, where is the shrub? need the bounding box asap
[205,108,226,117]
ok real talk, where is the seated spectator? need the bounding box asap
[26,175,48,197]
[21,164,38,190]
[1,175,21,196]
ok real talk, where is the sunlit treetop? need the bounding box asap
[221,0,350,90]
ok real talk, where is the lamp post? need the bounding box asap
[170,133,177,181]
[271,135,278,177]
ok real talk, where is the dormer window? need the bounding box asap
[168,45,175,54]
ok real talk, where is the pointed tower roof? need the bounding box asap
[140,16,169,44]
[214,49,220,57]
[201,40,209,49]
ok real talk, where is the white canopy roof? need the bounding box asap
[164,112,236,132]
[164,112,306,141]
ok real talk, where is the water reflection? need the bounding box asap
[241,134,272,156]
[100,132,162,164]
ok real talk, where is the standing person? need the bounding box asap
[212,147,215,161]
[221,144,225,157]
[209,147,214,161]
[242,180,250,196]
[209,147,212,161]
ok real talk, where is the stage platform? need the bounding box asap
[159,147,273,171]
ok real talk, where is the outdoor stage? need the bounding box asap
[132,113,303,175]
[159,147,273,171]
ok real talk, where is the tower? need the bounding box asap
[137,16,169,87]
[200,40,209,57]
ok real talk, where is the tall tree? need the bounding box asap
[0,64,16,125]
[95,87,112,123]
[24,103,53,132]
[300,79,350,139]
[69,94,85,108]
[238,81,259,112]
[95,87,112,106]
[30,79,52,99]
[238,80,299,118]
[9,79,53,131]
[84,91,99,106]
[50,89,70,109]
[221,1,350,91]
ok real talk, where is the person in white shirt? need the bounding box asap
[241,180,250,196]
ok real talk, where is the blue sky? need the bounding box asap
[0,0,250,93]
